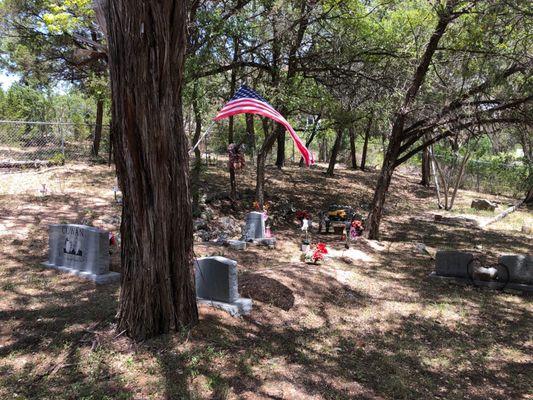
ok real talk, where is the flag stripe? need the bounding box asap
[214,85,314,166]
[215,99,283,120]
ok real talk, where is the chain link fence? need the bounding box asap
[0,120,111,166]
[433,154,530,198]
[0,120,112,195]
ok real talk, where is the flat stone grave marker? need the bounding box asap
[195,256,252,316]
[42,224,120,284]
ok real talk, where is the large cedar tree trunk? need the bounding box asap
[91,99,104,157]
[106,0,198,340]
[326,127,344,177]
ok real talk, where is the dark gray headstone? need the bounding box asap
[435,250,473,278]
[195,256,252,316]
[499,254,533,285]
[243,212,265,241]
[42,224,119,284]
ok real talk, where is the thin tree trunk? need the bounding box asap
[361,125,370,171]
[228,37,239,201]
[191,92,202,214]
[525,186,533,204]
[106,0,198,340]
[108,129,113,166]
[299,114,321,167]
[433,154,449,209]
[366,142,399,239]
[326,127,344,177]
[256,131,277,207]
[229,114,237,200]
[349,127,357,169]
[420,147,431,187]
[366,0,458,239]
[246,113,255,165]
[429,145,443,208]
[91,99,104,157]
[275,124,285,169]
[447,151,471,210]
[255,118,276,207]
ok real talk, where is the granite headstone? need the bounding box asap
[194,256,252,316]
[243,211,265,241]
[42,224,120,284]
[499,254,533,285]
[435,250,473,278]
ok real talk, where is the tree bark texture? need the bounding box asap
[349,126,357,169]
[106,0,198,340]
[91,99,104,157]
[326,127,344,177]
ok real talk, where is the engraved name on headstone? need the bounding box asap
[42,224,120,284]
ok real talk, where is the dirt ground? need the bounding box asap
[0,160,531,400]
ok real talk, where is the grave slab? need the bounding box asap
[228,240,247,251]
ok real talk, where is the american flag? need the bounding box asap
[214,85,315,166]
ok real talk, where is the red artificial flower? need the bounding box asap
[316,242,328,254]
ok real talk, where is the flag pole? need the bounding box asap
[189,120,216,154]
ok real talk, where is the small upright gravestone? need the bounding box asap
[243,211,265,241]
[195,256,252,316]
[42,224,120,284]
[499,254,533,291]
[242,211,276,247]
[434,250,473,278]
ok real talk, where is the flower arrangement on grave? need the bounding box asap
[295,210,311,221]
[109,232,117,246]
[349,219,364,240]
[301,242,328,264]
[228,143,245,170]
